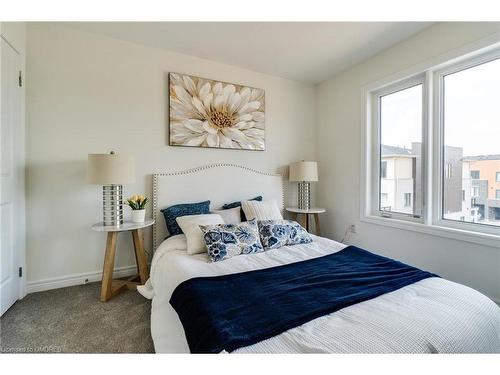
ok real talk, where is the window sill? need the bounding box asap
[361,215,500,249]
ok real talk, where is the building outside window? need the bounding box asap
[465,156,500,224]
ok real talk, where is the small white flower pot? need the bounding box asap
[131,209,146,223]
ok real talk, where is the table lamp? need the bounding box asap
[87,151,135,226]
[289,161,318,210]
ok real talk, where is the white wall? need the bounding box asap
[26,22,500,302]
[317,22,500,303]
[26,24,316,290]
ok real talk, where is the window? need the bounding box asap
[470,170,480,179]
[380,161,387,178]
[445,163,453,179]
[364,46,500,242]
[442,55,500,227]
[380,193,389,210]
[376,80,423,218]
[404,193,412,207]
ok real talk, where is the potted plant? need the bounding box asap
[126,194,148,223]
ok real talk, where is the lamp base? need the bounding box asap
[298,181,311,210]
[103,185,123,226]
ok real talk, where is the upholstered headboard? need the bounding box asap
[152,163,284,251]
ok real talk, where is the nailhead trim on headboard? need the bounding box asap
[152,163,285,251]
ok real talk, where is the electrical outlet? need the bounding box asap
[348,224,356,233]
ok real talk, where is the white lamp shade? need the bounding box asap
[289,161,318,182]
[87,153,135,185]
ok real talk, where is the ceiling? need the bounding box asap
[60,22,433,84]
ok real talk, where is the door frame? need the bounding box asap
[1,23,27,315]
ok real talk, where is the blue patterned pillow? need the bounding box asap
[161,200,210,236]
[222,196,262,221]
[258,220,313,250]
[200,219,264,262]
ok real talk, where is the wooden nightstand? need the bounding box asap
[92,219,154,302]
[286,207,326,236]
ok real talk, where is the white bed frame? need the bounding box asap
[152,163,285,251]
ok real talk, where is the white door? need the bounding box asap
[1,36,23,316]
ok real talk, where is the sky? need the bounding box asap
[380,57,500,156]
[380,84,421,151]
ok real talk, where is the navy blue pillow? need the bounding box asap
[222,196,262,221]
[161,200,210,236]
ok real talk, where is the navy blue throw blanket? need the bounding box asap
[170,245,437,353]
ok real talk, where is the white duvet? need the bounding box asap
[146,235,500,353]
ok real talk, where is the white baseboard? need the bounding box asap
[26,265,138,294]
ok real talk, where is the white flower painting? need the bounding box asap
[169,73,265,150]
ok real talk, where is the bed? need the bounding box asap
[146,164,500,353]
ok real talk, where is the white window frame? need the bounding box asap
[369,74,427,223]
[433,48,500,237]
[361,36,500,249]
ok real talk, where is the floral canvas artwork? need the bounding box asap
[169,73,265,150]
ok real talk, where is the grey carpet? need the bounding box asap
[0,282,154,353]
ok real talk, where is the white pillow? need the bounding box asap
[241,200,283,221]
[159,234,187,252]
[212,206,242,225]
[176,214,224,255]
